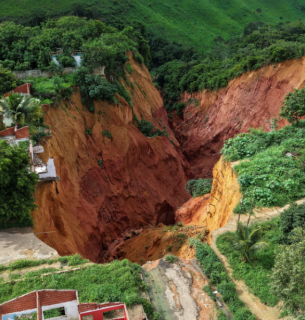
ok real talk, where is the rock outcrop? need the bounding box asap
[33,56,191,262]
[173,57,305,178]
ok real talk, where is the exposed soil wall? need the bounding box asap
[175,157,241,244]
[33,56,191,262]
[173,57,305,178]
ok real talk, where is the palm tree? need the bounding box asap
[0,93,42,129]
[223,221,269,266]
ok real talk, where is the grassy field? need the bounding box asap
[0,0,304,49]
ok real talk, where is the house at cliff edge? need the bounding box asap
[0,84,59,182]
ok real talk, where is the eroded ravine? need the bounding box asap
[172,57,305,178]
[33,55,191,262]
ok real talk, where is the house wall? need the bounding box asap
[42,301,79,320]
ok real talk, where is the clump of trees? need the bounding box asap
[155,22,305,113]
[0,140,38,228]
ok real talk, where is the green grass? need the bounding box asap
[0,259,153,314]
[221,123,305,212]
[0,254,89,273]
[195,241,255,319]
[0,0,304,50]
[216,218,282,306]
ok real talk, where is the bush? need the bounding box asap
[185,178,213,197]
[0,140,38,227]
[164,255,178,263]
[280,202,305,235]
[138,120,168,138]
[280,87,305,125]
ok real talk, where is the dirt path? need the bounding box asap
[210,198,305,320]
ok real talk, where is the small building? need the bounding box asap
[0,126,59,182]
[0,290,131,320]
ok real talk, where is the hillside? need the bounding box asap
[0,0,305,49]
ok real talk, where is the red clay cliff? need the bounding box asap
[172,57,305,178]
[33,56,191,262]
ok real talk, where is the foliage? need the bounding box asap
[0,93,42,129]
[280,87,305,125]
[217,218,281,306]
[0,17,148,73]
[164,255,178,263]
[270,230,305,316]
[31,126,51,145]
[73,68,118,111]
[0,0,304,53]
[138,120,168,138]
[155,22,305,112]
[0,140,38,228]
[8,259,47,271]
[102,130,112,140]
[222,122,305,210]
[185,178,213,197]
[0,259,147,308]
[23,268,58,278]
[0,64,17,95]
[195,242,255,318]
[97,159,103,168]
[222,222,269,265]
[25,75,74,105]
[279,202,305,241]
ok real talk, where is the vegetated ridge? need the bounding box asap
[33,55,190,262]
[0,0,304,50]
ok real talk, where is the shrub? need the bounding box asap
[185,178,213,197]
[280,87,305,126]
[279,202,305,235]
[138,119,168,138]
[102,130,112,140]
[0,140,38,227]
[164,255,178,263]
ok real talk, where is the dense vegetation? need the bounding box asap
[193,241,255,319]
[221,122,305,212]
[185,178,213,197]
[0,140,38,229]
[218,202,305,317]
[0,17,149,72]
[0,258,158,320]
[156,22,305,112]
[0,0,304,51]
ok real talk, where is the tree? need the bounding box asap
[223,222,268,265]
[0,64,17,95]
[270,229,305,316]
[0,93,42,129]
[0,140,38,227]
[280,87,305,126]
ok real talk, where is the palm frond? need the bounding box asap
[249,241,269,252]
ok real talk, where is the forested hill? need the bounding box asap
[1,0,304,49]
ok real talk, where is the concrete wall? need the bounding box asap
[2,308,37,320]
[13,68,78,80]
[42,301,79,320]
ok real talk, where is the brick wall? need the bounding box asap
[0,127,15,137]
[40,290,77,306]
[15,127,30,139]
[0,292,36,314]
[4,83,31,97]
[0,290,77,316]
